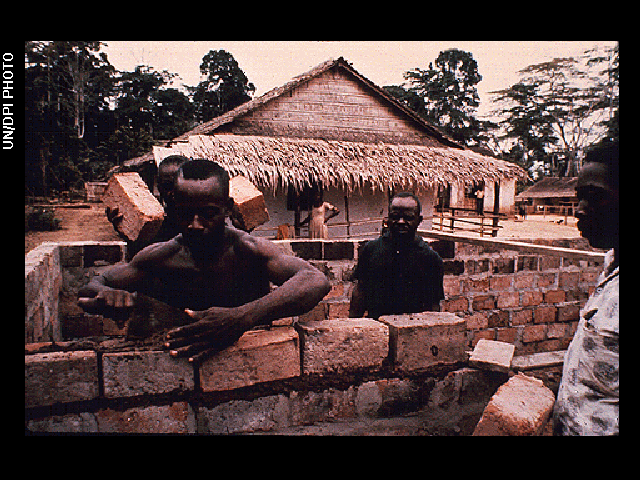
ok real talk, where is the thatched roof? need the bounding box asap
[124,56,527,192]
[154,134,527,194]
[516,177,578,200]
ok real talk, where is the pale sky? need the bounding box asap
[102,41,616,118]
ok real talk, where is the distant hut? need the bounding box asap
[126,57,527,238]
[516,177,578,216]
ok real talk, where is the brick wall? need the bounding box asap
[25,237,604,433]
[26,312,504,434]
[287,235,605,357]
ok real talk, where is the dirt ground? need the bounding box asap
[25,203,581,255]
[25,203,122,254]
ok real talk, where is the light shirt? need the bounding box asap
[553,249,619,435]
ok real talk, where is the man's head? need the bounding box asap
[575,143,619,250]
[174,159,233,250]
[157,155,188,204]
[387,192,423,242]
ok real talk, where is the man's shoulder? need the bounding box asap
[131,235,183,266]
[227,226,282,260]
[416,237,443,259]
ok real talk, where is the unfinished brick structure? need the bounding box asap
[25,235,605,434]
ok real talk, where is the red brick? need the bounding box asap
[229,175,270,231]
[490,275,513,291]
[521,291,544,307]
[200,327,300,391]
[325,298,350,319]
[443,277,462,296]
[580,269,600,284]
[559,271,580,288]
[568,321,579,336]
[546,323,567,339]
[25,351,98,408]
[537,272,557,288]
[473,373,555,436]
[488,310,509,328]
[537,339,566,352]
[513,273,537,289]
[472,330,495,346]
[497,291,520,309]
[534,306,557,324]
[517,255,538,271]
[102,172,165,243]
[544,290,566,304]
[557,303,581,322]
[539,256,561,271]
[463,277,489,293]
[472,295,495,311]
[496,327,519,344]
[95,402,196,433]
[324,283,344,299]
[523,325,547,343]
[511,308,533,326]
[466,311,489,330]
[441,296,468,313]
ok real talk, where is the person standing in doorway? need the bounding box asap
[301,188,340,239]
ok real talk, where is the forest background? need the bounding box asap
[24,41,618,197]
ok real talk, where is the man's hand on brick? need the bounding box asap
[164,306,253,364]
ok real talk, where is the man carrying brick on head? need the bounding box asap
[78,159,330,363]
[349,192,444,319]
[552,142,619,435]
[106,155,189,260]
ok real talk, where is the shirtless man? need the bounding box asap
[78,159,331,363]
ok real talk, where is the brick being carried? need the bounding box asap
[102,172,165,244]
[229,175,269,232]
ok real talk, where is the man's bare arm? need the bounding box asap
[77,240,172,312]
[165,235,330,363]
[245,238,331,325]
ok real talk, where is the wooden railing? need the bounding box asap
[432,207,506,237]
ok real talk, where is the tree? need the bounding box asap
[402,49,484,145]
[151,88,195,140]
[114,65,176,136]
[190,50,255,123]
[488,44,618,178]
[489,81,558,173]
[25,41,116,195]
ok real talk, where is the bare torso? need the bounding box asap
[133,227,271,310]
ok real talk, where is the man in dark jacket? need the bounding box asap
[349,192,444,319]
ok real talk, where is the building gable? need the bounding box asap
[214,63,441,146]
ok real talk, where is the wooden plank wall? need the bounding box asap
[227,68,438,146]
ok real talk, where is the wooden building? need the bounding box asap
[515,177,578,216]
[127,57,527,238]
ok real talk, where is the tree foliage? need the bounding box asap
[488,44,618,178]
[25,43,251,197]
[386,48,485,145]
[190,49,255,123]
